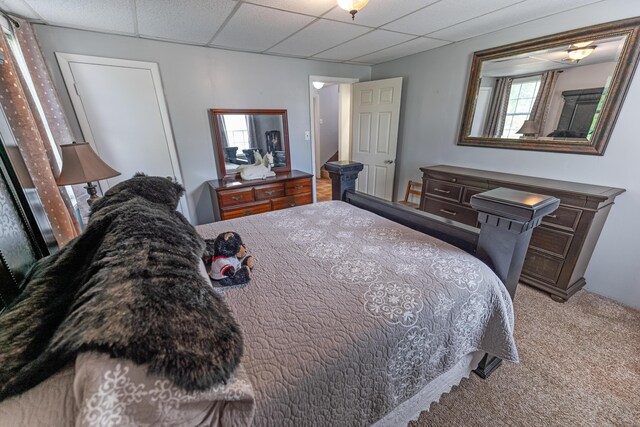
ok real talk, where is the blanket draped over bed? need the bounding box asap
[196,201,519,426]
[0,175,243,402]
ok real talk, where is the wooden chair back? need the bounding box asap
[400,180,423,207]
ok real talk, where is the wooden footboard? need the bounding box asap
[325,160,559,378]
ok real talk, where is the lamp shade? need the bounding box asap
[516,119,538,135]
[56,142,120,185]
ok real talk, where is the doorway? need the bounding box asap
[56,53,190,218]
[309,76,358,202]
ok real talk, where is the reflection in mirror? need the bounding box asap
[211,109,290,179]
[469,34,627,142]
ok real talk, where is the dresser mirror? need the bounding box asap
[458,17,640,155]
[211,109,291,179]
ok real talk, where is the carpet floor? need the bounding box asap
[412,285,640,427]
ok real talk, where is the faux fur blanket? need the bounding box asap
[0,175,243,402]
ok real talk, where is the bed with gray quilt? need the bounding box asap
[196,200,518,426]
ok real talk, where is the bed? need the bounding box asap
[0,160,558,426]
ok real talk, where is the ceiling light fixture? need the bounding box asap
[312,81,325,89]
[571,40,594,48]
[567,45,596,62]
[337,0,369,21]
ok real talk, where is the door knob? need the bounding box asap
[384,160,394,164]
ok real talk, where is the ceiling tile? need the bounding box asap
[382,0,522,36]
[324,0,440,28]
[244,0,337,16]
[24,0,135,33]
[314,29,414,61]
[268,19,370,57]
[428,0,603,42]
[0,0,41,20]
[212,3,314,52]
[137,0,237,44]
[352,37,450,64]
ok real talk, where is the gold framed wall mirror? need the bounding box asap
[458,17,640,155]
[210,109,291,179]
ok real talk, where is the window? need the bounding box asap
[224,115,250,151]
[501,76,541,138]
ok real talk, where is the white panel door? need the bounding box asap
[56,53,189,217]
[351,77,402,201]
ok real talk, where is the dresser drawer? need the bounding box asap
[285,178,312,195]
[542,205,582,231]
[219,188,255,208]
[255,183,285,200]
[425,180,462,202]
[424,171,488,189]
[221,201,271,219]
[522,250,564,285]
[272,193,312,210]
[423,197,478,227]
[530,226,573,258]
[462,186,485,206]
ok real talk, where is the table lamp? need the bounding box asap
[56,142,120,206]
[516,120,538,138]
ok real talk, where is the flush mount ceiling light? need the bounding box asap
[312,81,325,89]
[571,40,594,48]
[337,0,369,20]
[567,45,596,62]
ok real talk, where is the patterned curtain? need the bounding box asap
[0,18,80,246]
[483,77,513,138]
[528,70,561,137]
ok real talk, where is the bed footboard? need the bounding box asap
[326,161,559,378]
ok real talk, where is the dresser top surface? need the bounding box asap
[421,165,625,199]
[208,170,313,190]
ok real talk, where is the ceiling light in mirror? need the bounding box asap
[572,40,594,48]
[567,46,596,62]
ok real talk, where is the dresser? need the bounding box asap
[419,165,625,302]
[208,170,313,221]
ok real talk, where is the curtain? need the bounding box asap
[0,18,80,246]
[528,70,561,137]
[483,77,512,138]
[245,115,257,149]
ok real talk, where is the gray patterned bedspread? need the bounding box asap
[196,201,518,426]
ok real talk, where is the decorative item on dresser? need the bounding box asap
[208,170,313,221]
[419,165,625,302]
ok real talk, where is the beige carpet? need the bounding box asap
[412,285,640,427]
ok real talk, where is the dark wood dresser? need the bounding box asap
[208,170,313,221]
[419,165,625,302]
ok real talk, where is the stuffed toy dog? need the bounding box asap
[204,232,254,287]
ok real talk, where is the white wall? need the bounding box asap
[372,0,640,308]
[317,84,339,173]
[33,25,370,224]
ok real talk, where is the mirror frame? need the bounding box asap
[210,108,291,179]
[458,17,640,155]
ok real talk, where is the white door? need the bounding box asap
[351,77,402,201]
[56,53,189,217]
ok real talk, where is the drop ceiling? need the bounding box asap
[0,0,605,65]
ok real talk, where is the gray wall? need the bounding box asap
[372,0,640,308]
[33,24,370,224]
[317,84,339,172]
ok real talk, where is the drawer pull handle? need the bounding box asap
[294,185,304,190]
[451,178,457,183]
[440,208,457,216]
[243,210,253,216]
[289,202,296,207]
[231,195,244,201]
[433,188,451,194]
[547,214,558,218]
[264,190,275,196]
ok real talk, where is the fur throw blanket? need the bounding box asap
[0,175,243,402]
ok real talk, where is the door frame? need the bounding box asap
[55,53,190,218]
[308,75,359,202]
